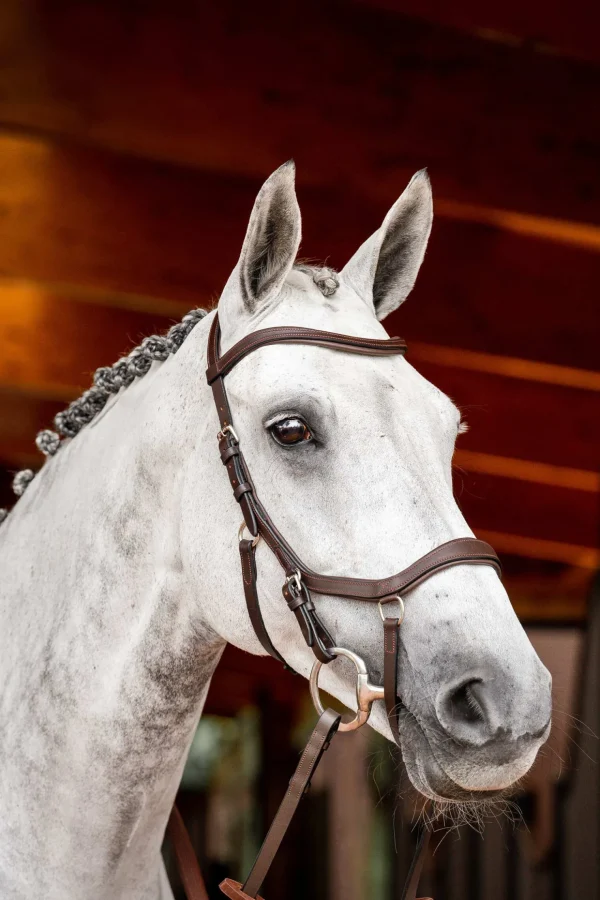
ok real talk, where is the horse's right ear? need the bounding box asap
[222,161,302,323]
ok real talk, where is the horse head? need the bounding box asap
[191,162,551,805]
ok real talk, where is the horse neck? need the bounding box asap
[0,317,225,899]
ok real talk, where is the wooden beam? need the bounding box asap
[2,0,600,225]
[410,343,600,392]
[0,280,177,396]
[394,217,600,372]
[1,273,598,497]
[0,134,599,372]
[454,450,599,493]
[360,0,600,65]
[1,283,598,474]
[436,200,600,254]
[417,361,600,472]
[455,472,598,549]
[478,530,599,571]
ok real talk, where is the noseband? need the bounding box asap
[174,313,503,900]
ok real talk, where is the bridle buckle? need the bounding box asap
[286,570,303,595]
[217,424,239,443]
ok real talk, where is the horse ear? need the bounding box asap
[235,160,302,315]
[341,170,432,320]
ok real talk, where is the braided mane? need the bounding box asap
[0,307,209,524]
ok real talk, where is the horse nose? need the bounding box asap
[434,667,552,748]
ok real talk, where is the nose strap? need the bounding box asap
[297,536,501,600]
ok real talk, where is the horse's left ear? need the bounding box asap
[341,170,433,320]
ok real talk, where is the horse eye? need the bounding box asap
[269,417,313,446]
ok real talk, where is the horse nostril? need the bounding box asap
[436,678,492,746]
[449,681,486,725]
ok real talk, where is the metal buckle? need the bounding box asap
[286,570,302,595]
[309,647,384,732]
[218,424,239,443]
[378,595,405,625]
[238,521,260,548]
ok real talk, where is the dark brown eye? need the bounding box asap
[269,417,313,446]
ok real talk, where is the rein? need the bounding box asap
[168,313,502,900]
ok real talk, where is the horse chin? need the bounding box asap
[399,710,509,804]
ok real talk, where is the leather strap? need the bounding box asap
[282,579,335,663]
[297,537,500,600]
[220,708,341,900]
[206,324,407,383]
[239,538,288,666]
[170,714,432,900]
[166,805,210,900]
[402,826,432,900]
[383,617,401,745]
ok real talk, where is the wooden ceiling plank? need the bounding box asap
[2,0,600,225]
[456,472,598,548]
[358,0,600,66]
[0,282,175,395]
[454,450,599,493]
[0,134,599,370]
[436,200,600,254]
[411,343,600,392]
[477,530,600,570]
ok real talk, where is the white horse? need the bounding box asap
[0,162,551,899]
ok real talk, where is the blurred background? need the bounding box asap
[0,1,598,898]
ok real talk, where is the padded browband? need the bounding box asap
[206,324,408,383]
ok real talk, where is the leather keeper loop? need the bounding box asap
[234,483,253,501]
[282,580,315,613]
[286,593,307,612]
[294,604,314,647]
[220,444,240,464]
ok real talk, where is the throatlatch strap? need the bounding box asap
[220,708,342,900]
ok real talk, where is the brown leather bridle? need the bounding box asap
[168,313,502,900]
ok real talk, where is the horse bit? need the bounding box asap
[167,313,501,900]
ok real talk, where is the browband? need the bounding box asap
[206,324,407,383]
